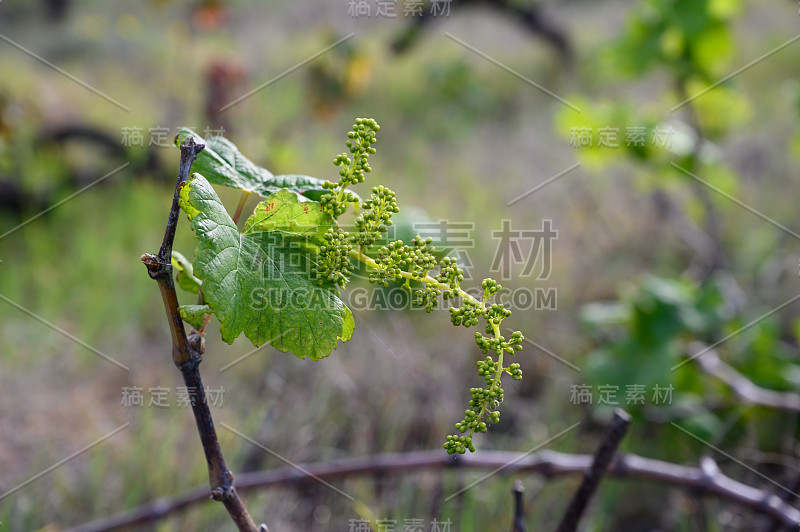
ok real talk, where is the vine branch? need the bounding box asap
[762,472,800,532]
[66,447,800,532]
[511,479,525,532]
[688,342,800,412]
[555,409,631,532]
[140,138,261,532]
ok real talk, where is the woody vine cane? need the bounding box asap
[141,138,262,532]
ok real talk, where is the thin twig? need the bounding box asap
[674,78,727,277]
[140,138,260,532]
[554,409,632,532]
[232,189,251,226]
[512,479,525,532]
[391,0,572,64]
[65,447,800,532]
[689,342,800,412]
[688,342,800,532]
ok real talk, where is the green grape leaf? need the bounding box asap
[266,174,338,202]
[242,188,335,243]
[175,129,273,191]
[178,173,353,360]
[171,250,202,295]
[175,129,331,200]
[180,304,211,329]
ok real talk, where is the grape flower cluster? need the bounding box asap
[313,118,525,454]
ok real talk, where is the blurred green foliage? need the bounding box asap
[581,275,727,404]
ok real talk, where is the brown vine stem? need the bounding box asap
[511,479,525,532]
[232,189,251,226]
[554,409,632,532]
[688,341,800,532]
[762,473,800,532]
[140,138,261,532]
[65,447,800,532]
[688,342,800,412]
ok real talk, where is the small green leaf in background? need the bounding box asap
[178,173,353,361]
[171,250,202,295]
[179,304,211,329]
[581,275,730,416]
[174,129,332,200]
[580,301,630,330]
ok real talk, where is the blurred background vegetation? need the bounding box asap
[1,0,800,530]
